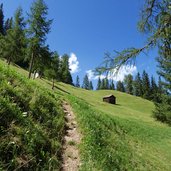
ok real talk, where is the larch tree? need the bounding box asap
[96,77,101,90]
[27,0,52,79]
[82,74,90,90]
[75,75,80,87]
[0,3,4,35]
[96,0,171,123]
[124,74,133,95]
[133,72,143,97]
[2,7,26,65]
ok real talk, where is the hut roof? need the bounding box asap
[103,94,116,98]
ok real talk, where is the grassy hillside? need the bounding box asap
[57,83,171,171]
[0,61,65,170]
[1,59,171,171]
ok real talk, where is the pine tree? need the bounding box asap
[110,80,115,90]
[100,79,105,90]
[142,70,151,100]
[104,78,109,89]
[4,17,13,35]
[133,72,143,97]
[75,75,80,87]
[2,7,26,65]
[124,74,133,95]
[0,3,4,35]
[150,76,158,102]
[89,81,93,90]
[82,74,90,90]
[44,52,59,89]
[116,81,125,92]
[96,77,101,90]
[27,0,52,79]
[60,54,73,84]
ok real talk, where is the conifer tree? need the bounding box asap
[104,78,109,89]
[89,81,93,90]
[82,74,90,90]
[124,74,133,95]
[100,79,105,90]
[133,72,143,97]
[142,70,151,100]
[44,52,59,89]
[60,54,73,84]
[96,77,101,90]
[4,17,13,35]
[150,76,158,102]
[27,0,52,79]
[75,75,80,87]
[2,7,26,65]
[0,3,4,35]
[110,80,115,90]
[116,81,125,92]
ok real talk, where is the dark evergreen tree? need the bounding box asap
[75,75,80,88]
[116,81,125,92]
[150,76,158,102]
[124,74,133,95]
[96,77,101,90]
[89,81,93,90]
[27,0,52,79]
[0,3,4,35]
[142,70,151,100]
[1,7,26,65]
[4,17,13,35]
[60,54,73,84]
[110,80,115,90]
[133,72,143,97]
[82,74,90,90]
[44,52,59,89]
[104,78,109,89]
[100,79,105,90]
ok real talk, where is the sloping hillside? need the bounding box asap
[0,60,65,170]
[1,59,171,171]
[56,83,171,171]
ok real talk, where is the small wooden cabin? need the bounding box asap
[103,95,116,104]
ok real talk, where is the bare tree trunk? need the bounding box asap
[28,52,34,79]
[52,78,55,90]
[7,56,11,65]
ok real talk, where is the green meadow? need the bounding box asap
[1,59,171,170]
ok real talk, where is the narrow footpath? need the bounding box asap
[61,102,81,171]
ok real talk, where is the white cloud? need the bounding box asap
[86,65,137,81]
[69,53,79,74]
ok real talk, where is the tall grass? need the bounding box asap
[67,95,171,171]
[0,63,65,170]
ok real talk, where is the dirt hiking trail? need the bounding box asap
[61,102,82,171]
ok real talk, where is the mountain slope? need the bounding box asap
[1,59,171,171]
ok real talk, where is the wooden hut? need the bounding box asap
[103,95,116,104]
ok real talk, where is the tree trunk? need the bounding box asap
[52,78,55,90]
[28,52,34,79]
[7,56,11,65]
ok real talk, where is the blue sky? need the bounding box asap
[1,0,158,87]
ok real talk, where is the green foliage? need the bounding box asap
[0,62,64,170]
[27,0,52,78]
[89,81,94,90]
[116,81,125,92]
[96,77,101,90]
[124,74,133,95]
[142,70,151,100]
[82,74,90,90]
[1,7,26,65]
[0,3,4,35]
[75,75,80,87]
[133,72,143,97]
[59,54,73,84]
